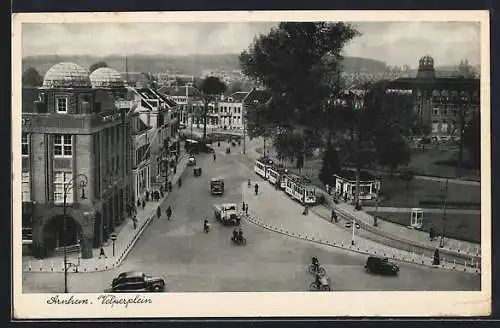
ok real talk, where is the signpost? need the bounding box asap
[110,233,117,257]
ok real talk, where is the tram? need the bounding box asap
[267,164,288,188]
[284,174,317,205]
[254,156,273,178]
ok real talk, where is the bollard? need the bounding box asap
[453,259,456,269]
[51,260,54,271]
[28,261,32,271]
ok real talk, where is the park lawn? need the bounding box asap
[409,146,479,180]
[378,177,481,209]
[368,211,481,244]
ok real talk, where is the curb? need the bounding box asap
[242,213,480,275]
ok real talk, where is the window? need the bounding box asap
[22,133,29,156]
[433,109,439,116]
[22,172,30,202]
[56,96,68,113]
[54,134,72,157]
[53,171,73,204]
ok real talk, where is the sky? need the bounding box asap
[22,21,481,68]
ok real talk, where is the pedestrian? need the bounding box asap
[160,190,165,198]
[174,166,177,174]
[156,206,162,219]
[245,204,249,215]
[99,247,107,259]
[146,190,150,201]
[242,202,246,212]
[433,248,440,265]
[156,191,160,201]
[302,204,309,215]
[133,216,137,229]
[166,205,172,220]
[126,203,131,217]
[331,209,337,222]
[160,185,164,194]
[142,200,145,210]
[213,153,216,161]
[137,199,141,208]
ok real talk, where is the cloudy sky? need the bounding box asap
[22,21,481,67]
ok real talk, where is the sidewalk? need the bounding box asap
[23,153,190,273]
[362,206,480,215]
[242,181,480,274]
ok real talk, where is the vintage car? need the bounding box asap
[364,256,400,275]
[109,271,166,292]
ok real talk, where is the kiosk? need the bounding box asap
[410,208,424,229]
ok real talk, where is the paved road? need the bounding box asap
[23,141,480,293]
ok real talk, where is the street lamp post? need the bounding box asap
[63,173,88,293]
[110,232,117,256]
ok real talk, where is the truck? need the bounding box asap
[210,178,224,195]
[213,203,240,226]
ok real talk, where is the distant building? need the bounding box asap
[22,63,133,259]
[385,55,480,136]
[217,92,248,130]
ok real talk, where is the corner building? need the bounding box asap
[22,63,133,259]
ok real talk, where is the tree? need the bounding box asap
[227,81,243,95]
[89,61,109,73]
[462,111,480,169]
[319,145,341,187]
[240,22,360,164]
[22,67,42,87]
[376,136,411,175]
[200,76,227,140]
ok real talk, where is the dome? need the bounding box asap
[89,67,125,88]
[42,62,91,88]
[419,55,434,68]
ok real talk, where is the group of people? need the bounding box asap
[232,227,244,242]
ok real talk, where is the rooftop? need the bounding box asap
[42,62,91,88]
[89,67,125,89]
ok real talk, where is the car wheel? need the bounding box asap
[153,285,161,292]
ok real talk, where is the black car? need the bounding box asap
[109,271,166,292]
[364,256,400,275]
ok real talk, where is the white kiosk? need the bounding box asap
[410,208,424,229]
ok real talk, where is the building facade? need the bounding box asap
[385,55,480,137]
[217,92,248,130]
[124,87,180,201]
[22,63,133,259]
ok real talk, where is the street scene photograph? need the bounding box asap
[16,14,486,301]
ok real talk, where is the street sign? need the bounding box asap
[345,222,361,229]
[110,233,117,241]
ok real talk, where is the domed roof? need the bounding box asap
[419,55,434,68]
[89,67,125,88]
[42,62,91,88]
